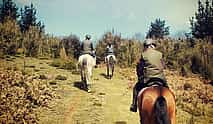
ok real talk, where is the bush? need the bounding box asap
[184,83,193,90]
[50,59,76,70]
[0,70,56,123]
[55,75,67,80]
[39,74,48,80]
[50,59,61,67]
[60,60,76,70]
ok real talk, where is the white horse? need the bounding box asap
[78,54,96,92]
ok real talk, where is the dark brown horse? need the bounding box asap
[106,55,115,79]
[138,86,176,124]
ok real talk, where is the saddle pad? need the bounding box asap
[137,85,159,98]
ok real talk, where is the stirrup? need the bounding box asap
[130,104,137,112]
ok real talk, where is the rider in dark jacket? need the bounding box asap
[105,43,116,63]
[130,39,168,112]
[81,34,95,57]
[106,43,114,55]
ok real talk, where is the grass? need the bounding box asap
[0,56,212,124]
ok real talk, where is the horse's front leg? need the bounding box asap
[80,67,84,81]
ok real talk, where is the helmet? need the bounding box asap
[85,34,91,40]
[143,39,156,47]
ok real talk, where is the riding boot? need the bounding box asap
[130,85,138,112]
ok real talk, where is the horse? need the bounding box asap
[105,55,116,79]
[138,85,176,124]
[78,54,96,92]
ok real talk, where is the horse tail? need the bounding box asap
[109,56,114,65]
[154,89,171,124]
[82,58,87,66]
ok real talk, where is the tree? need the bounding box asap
[0,0,19,22]
[146,18,170,39]
[19,3,43,32]
[0,19,22,56]
[190,0,213,43]
[61,34,81,59]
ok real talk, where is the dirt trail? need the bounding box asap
[36,61,139,124]
[63,67,140,124]
[11,58,211,124]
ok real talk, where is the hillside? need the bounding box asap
[0,57,212,124]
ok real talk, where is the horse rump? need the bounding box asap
[154,96,171,124]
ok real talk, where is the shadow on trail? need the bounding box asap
[99,73,109,79]
[114,121,127,124]
[73,81,88,92]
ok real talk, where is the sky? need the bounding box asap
[14,0,197,40]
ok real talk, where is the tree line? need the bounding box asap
[0,0,212,80]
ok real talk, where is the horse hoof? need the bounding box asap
[87,89,91,93]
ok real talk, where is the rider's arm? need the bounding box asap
[81,42,84,50]
[90,42,94,51]
[160,54,166,69]
[136,57,145,81]
[160,59,166,69]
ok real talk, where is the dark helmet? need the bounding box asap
[143,39,156,47]
[85,34,91,40]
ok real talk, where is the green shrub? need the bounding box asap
[39,74,48,80]
[60,61,76,70]
[184,83,192,90]
[55,75,67,80]
[50,59,76,70]
[50,59,61,67]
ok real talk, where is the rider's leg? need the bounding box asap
[130,82,141,112]
[112,55,116,62]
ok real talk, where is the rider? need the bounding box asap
[81,34,95,57]
[130,38,168,112]
[105,43,116,63]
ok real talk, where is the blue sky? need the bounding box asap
[15,0,197,40]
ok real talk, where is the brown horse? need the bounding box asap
[138,86,176,124]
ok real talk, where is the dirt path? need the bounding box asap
[11,57,211,124]
[36,60,139,124]
[64,67,140,124]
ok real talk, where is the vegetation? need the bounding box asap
[190,0,213,43]
[0,69,57,123]
[0,0,212,123]
[146,18,170,39]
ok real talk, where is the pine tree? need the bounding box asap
[0,0,19,22]
[146,18,170,39]
[19,3,37,32]
[190,0,213,42]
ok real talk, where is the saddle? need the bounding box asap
[145,77,168,88]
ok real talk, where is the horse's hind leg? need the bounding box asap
[80,68,84,81]
[107,64,110,78]
[86,67,92,92]
[111,65,114,78]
